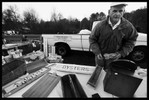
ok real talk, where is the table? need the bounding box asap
[2,42,31,56]
[2,42,30,50]
[6,63,147,98]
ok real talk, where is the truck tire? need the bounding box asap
[129,47,146,63]
[56,44,70,56]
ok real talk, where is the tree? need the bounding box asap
[80,17,90,30]
[89,12,103,30]
[90,13,97,21]
[124,8,147,33]
[68,18,80,34]
[50,12,58,22]
[89,13,97,30]
[38,19,46,34]
[23,8,40,34]
[97,12,106,21]
[131,8,147,33]
[2,5,22,34]
[123,12,132,21]
[50,8,62,22]
[57,13,63,20]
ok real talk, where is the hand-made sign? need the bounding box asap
[52,63,95,74]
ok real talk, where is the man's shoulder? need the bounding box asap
[121,17,134,27]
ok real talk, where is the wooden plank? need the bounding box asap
[22,73,60,97]
[23,74,50,97]
[39,75,59,97]
[28,74,54,97]
[87,66,102,88]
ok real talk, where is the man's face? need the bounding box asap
[109,6,125,23]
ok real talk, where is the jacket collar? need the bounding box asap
[106,16,128,30]
[108,17,121,30]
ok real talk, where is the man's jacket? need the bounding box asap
[89,17,138,58]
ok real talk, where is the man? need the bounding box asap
[89,3,138,70]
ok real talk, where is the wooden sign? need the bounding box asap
[2,67,51,98]
[87,66,103,88]
[52,63,95,75]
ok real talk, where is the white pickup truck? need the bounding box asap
[42,21,147,62]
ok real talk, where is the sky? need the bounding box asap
[2,2,147,21]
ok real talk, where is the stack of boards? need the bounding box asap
[22,73,60,97]
[2,67,52,98]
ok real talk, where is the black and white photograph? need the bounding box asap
[2,2,147,98]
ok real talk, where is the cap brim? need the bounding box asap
[111,4,127,7]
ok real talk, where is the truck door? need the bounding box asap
[68,35,82,50]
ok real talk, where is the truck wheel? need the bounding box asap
[56,44,70,56]
[129,47,146,63]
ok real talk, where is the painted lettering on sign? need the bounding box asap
[54,36,72,42]
[52,64,95,74]
[61,65,90,72]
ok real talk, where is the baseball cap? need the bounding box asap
[110,2,127,7]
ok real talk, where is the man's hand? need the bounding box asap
[111,52,121,60]
[97,54,103,59]
[104,52,121,60]
[97,52,121,60]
